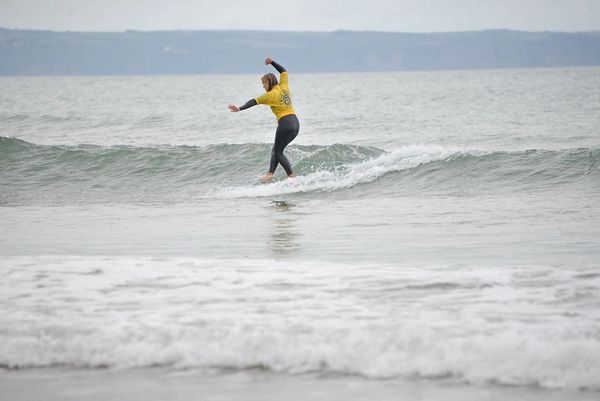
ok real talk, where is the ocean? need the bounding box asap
[1,67,599,400]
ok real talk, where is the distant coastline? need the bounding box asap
[1,28,599,75]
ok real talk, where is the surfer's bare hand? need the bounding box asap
[228,104,240,112]
[264,58,273,65]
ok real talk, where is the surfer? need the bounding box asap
[228,58,299,183]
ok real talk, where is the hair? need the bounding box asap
[261,73,278,91]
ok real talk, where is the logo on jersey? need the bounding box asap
[280,90,291,106]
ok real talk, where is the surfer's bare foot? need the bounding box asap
[287,174,296,180]
[260,173,274,183]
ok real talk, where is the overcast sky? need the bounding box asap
[2,0,600,33]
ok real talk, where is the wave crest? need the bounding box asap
[2,137,598,203]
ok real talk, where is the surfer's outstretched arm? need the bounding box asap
[265,58,286,73]
[228,99,257,113]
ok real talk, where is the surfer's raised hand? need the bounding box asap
[264,58,273,65]
[228,104,240,113]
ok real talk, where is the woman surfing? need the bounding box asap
[228,58,300,183]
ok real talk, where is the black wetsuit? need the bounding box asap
[269,114,299,175]
[239,61,299,176]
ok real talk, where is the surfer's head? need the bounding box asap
[261,73,278,92]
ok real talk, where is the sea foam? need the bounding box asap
[2,255,599,391]
[212,145,464,198]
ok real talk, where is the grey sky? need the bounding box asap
[1,0,600,32]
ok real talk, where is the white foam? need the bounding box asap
[1,255,599,390]
[211,145,466,198]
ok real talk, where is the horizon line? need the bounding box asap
[1,26,599,35]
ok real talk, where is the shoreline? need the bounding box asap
[1,368,598,401]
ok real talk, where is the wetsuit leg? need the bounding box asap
[269,114,299,175]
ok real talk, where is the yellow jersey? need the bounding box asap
[255,72,296,120]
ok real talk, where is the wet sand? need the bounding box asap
[0,369,597,401]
